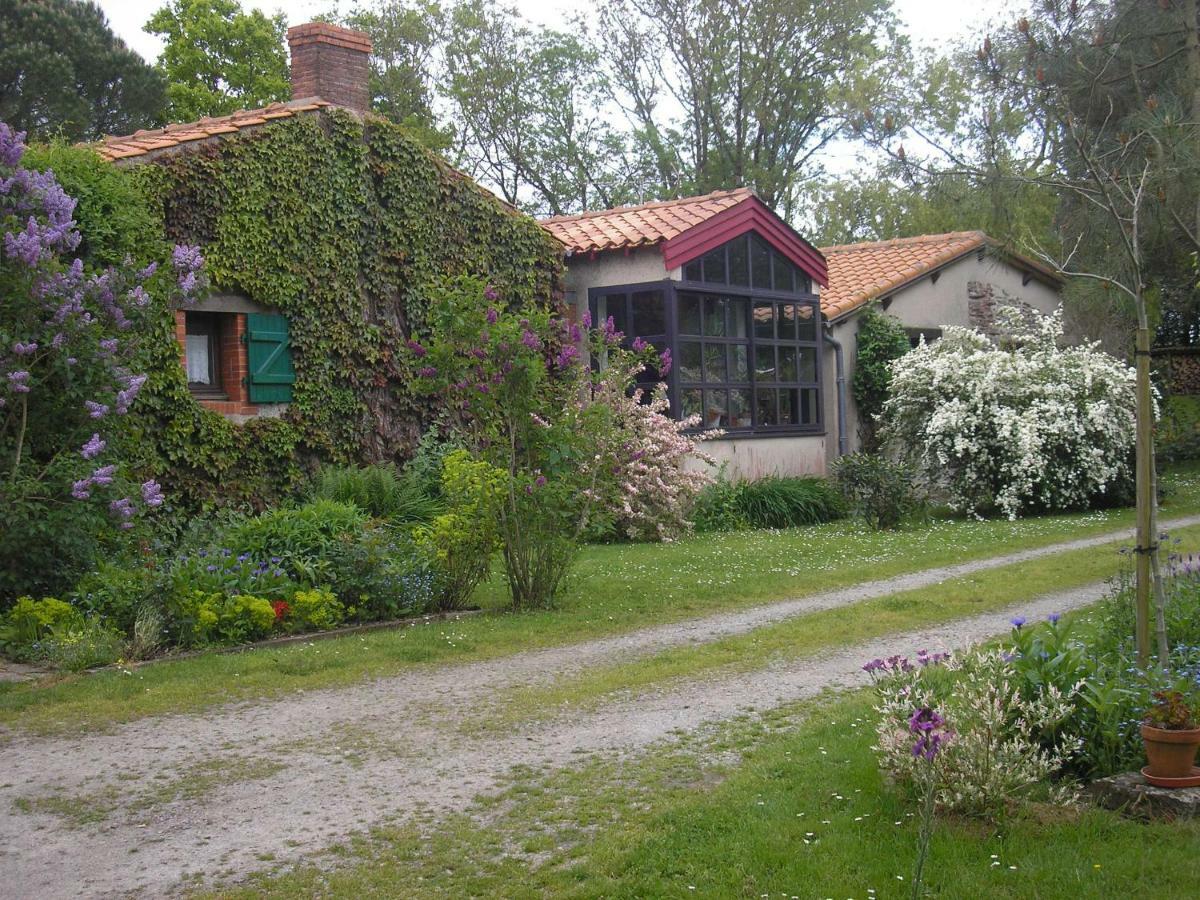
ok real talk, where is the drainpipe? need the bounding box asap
[823,322,849,457]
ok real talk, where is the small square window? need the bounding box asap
[185,312,223,396]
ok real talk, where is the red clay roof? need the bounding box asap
[540,189,755,255]
[92,98,330,162]
[819,231,1062,319]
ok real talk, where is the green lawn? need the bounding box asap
[3,470,1198,738]
[220,690,1200,898]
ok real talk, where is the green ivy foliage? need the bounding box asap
[44,108,563,512]
[851,306,911,451]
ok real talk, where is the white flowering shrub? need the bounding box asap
[872,649,1079,816]
[881,308,1138,518]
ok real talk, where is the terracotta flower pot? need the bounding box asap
[1141,723,1200,780]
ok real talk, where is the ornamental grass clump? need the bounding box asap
[881,307,1137,519]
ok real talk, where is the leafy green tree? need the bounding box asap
[445,0,638,215]
[341,1,451,149]
[851,306,910,451]
[594,0,903,218]
[145,0,290,121]
[0,0,165,141]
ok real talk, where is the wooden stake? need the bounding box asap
[1134,326,1153,666]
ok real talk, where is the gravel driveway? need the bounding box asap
[1,517,1191,899]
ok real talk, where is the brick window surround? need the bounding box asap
[174,309,258,416]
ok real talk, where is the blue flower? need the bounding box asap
[1011,616,1026,629]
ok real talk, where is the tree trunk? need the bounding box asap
[1134,326,1154,666]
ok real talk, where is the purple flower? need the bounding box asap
[141,479,164,508]
[470,347,487,360]
[85,400,108,419]
[109,497,135,519]
[406,339,428,358]
[90,464,116,486]
[632,336,648,352]
[486,307,499,324]
[476,383,490,394]
[908,706,951,761]
[6,370,31,393]
[417,366,438,378]
[521,330,541,350]
[0,122,26,167]
[1011,616,1026,629]
[71,479,92,500]
[115,374,147,414]
[535,475,546,487]
[80,433,106,460]
[98,337,119,356]
[556,344,580,368]
[206,564,218,573]
[1047,613,1061,624]
[659,348,673,376]
[484,285,499,302]
[12,341,37,356]
[582,310,592,328]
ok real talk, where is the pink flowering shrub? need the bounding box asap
[409,277,686,607]
[594,378,715,542]
[0,121,205,600]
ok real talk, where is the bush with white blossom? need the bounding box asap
[880,308,1137,518]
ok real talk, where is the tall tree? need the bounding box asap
[340,1,451,149]
[444,1,637,215]
[145,0,289,121]
[594,0,902,218]
[860,0,1200,666]
[0,0,165,141]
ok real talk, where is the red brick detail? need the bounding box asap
[174,310,187,365]
[218,313,249,404]
[287,23,372,114]
[197,399,259,416]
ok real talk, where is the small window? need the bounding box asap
[185,313,223,395]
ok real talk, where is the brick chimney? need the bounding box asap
[286,22,372,114]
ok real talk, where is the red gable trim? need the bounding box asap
[660,198,828,287]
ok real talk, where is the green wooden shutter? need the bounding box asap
[246,313,295,403]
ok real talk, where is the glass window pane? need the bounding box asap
[729,236,749,286]
[797,273,813,294]
[185,334,211,384]
[800,388,819,424]
[704,389,728,429]
[682,388,702,421]
[679,341,702,383]
[684,259,702,282]
[778,303,798,341]
[704,296,726,336]
[702,248,726,283]
[798,347,817,382]
[632,290,665,336]
[679,293,702,335]
[779,388,797,425]
[727,297,748,338]
[779,346,798,381]
[600,293,628,337]
[797,303,816,341]
[772,253,796,293]
[754,346,776,381]
[753,301,774,339]
[756,388,778,426]
[751,235,771,289]
[704,344,727,383]
[729,388,752,428]
[730,345,749,382]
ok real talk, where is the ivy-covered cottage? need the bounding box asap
[86,20,1062,491]
[542,198,1063,477]
[85,22,562,506]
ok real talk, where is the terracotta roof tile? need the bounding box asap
[91,99,331,162]
[539,188,756,254]
[819,231,993,319]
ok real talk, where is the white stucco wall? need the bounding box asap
[882,253,1061,331]
[562,247,680,309]
[685,434,828,480]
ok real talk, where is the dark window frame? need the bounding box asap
[588,264,823,437]
[184,311,226,398]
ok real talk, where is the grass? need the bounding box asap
[216,690,1200,898]
[475,524,1200,732]
[2,468,1198,738]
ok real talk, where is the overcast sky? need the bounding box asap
[100,0,1021,65]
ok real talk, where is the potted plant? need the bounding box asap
[1141,688,1200,788]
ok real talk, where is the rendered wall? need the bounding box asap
[684,433,828,480]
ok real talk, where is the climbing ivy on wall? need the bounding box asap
[45,109,563,510]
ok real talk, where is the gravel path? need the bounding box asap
[1,517,1191,899]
